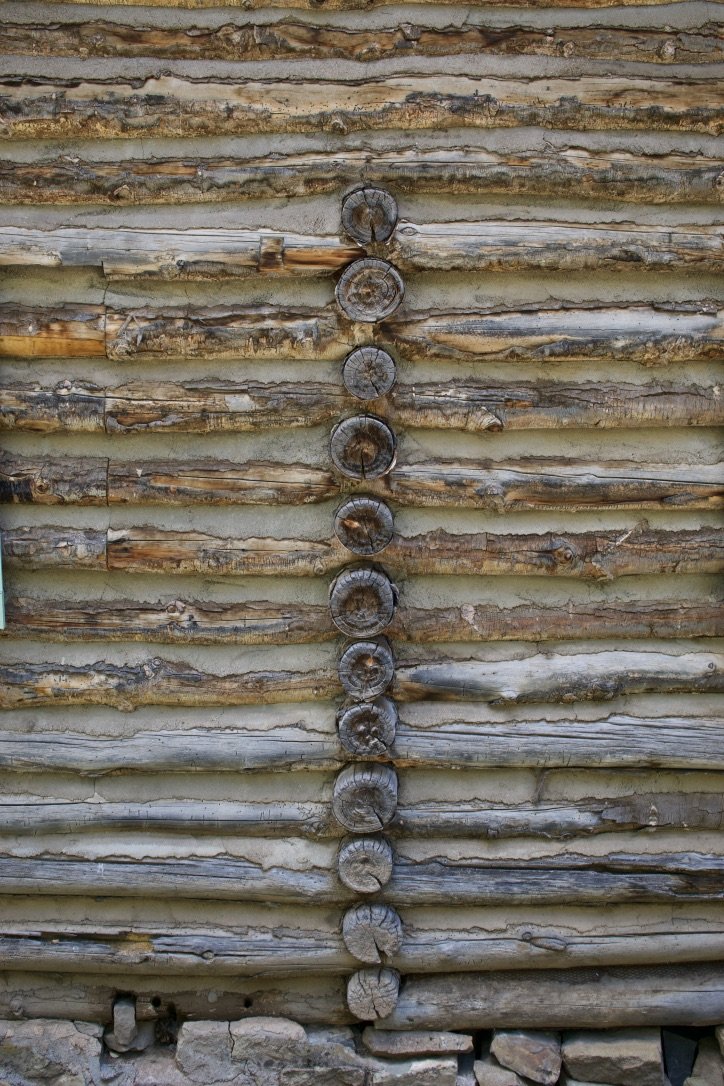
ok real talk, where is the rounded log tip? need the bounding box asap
[330,567,397,638]
[347,967,401,1021]
[338,637,395,699]
[342,903,404,964]
[337,696,398,757]
[337,836,394,894]
[335,258,404,323]
[341,187,398,245]
[332,762,398,833]
[330,415,397,480]
[343,346,397,401]
[334,496,394,556]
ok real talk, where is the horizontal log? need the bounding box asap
[3,597,721,645]
[4,525,721,579]
[385,964,724,1028]
[3,453,721,510]
[1,149,721,205]
[1,650,720,709]
[1,75,719,139]
[3,303,722,364]
[0,852,720,905]
[1,713,723,773]
[1,789,722,838]
[2,221,722,277]
[3,20,720,64]
[0,225,362,280]
[3,377,720,434]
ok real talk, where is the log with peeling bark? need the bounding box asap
[0,150,720,205]
[1,650,720,710]
[3,303,723,364]
[3,525,721,579]
[3,377,720,435]
[383,964,724,1029]
[1,713,722,774]
[0,75,720,139]
[3,20,720,64]
[3,453,721,511]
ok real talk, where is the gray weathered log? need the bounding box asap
[338,837,395,894]
[347,968,400,1020]
[342,904,404,963]
[382,965,724,1029]
[342,348,397,400]
[330,568,397,637]
[332,764,399,833]
[337,697,398,757]
[1,76,719,138]
[335,259,405,322]
[339,639,396,699]
[342,189,398,244]
[334,497,394,556]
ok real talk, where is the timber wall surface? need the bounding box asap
[0,0,722,1036]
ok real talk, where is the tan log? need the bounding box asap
[3,525,721,579]
[1,650,720,710]
[0,149,720,205]
[0,76,719,139]
[3,303,722,364]
[3,378,720,434]
[3,20,720,64]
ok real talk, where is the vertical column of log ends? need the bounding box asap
[330,188,405,1022]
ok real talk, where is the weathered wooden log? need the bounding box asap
[4,526,721,579]
[342,189,398,244]
[4,596,719,646]
[0,150,720,205]
[330,417,397,480]
[2,377,720,434]
[334,497,394,556]
[332,764,399,833]
[3,303,723,363]
[342,904,404,964]
[343,348,397,401]
[339,639,396,699]
[0,454,107,505]
[3,20,721,64]
[330,569,397,638]
[383,964,724,1029]
[335,259,405,322]
[108,459,339,506]
[338,838,394,894]
[1,76,720,138]
[389,220,724,273]
[347,968,400,1020]
[338,697,399,757]
[28,0,714,10]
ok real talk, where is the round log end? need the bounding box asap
[332,762,398,833]
[338,637,395,699]
[341,187,398,245]
[343,346,397,401]
[347,967,401,1021]
[335,258,404,323]
[337,836,394,894]
[337,697,398,757]
[330,567,396,638]
[330,416,396,480]
[342,903,404,964]
[334,496,394,556]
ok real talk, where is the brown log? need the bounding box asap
[330,417,397,481]
[1,75,719,138]
[4,596,719,646]
[347,969,400,1021]
[108,459,338,506]
[342,905,404,964]
[342,348,397,401]
[337,697,399,757]
[3,303,722,364]
[335,259,405,322]
[329,568,397,638]
[339,639,396,699]
[334,497,394,556]
[0,225,363,280]
[0,454,107,505]
[342,188,398,244]
[0,149,720,205]
[338,838,395,894]
[2,377,720,434]
[1,527,107,570]
[332,764,399,833]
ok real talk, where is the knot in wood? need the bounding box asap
[334,496,394,556]
[339,637,395,699]
[342,903,403,964]
[343,347,397,400]
[330,567,397,637]
[331,416,397,480]
[337,696,398,757]
[332,763,398,833]
[347,967,400,1021]
[338,835,394,893]
[341,187,398,245]
[336,258,404,322]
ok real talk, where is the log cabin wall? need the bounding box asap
[0,0,723,1047]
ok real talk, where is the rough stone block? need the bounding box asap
[175,1021,236,1083]
[279,1068,366,1086]
[473,1056,526,1086]
[363,1028,473,1057]
[0,1019,106,1086]
[230,1018,309,1068]
[715,1028,724,1059]
[491,1030,562,1085]
[563,1029,664,1086]
[684,1038,724,1086]
[366,1056,459,1085]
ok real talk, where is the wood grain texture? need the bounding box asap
[2,378,720,434]
[1,76,720,139]
[26,0,715,15]
[1,150,720,205]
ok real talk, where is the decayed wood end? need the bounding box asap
[338,697,398,756]
[332,764,399,833]
[347,968,400,1021]
[1,150,721,205]
[342,903,404,963]
[339,639,396,699]
[2,21,721,64]
[330,568,397,638]
[338,838,395,894]
[1,76,721,138]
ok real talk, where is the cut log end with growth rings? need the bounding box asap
[329,567,397,637]
[337,836,394,893]
[338,638,395,699]
[334,496,394,555]
[343,346,397,400]
[335,259,405,322]
[337,696,398,756]
[342,903,404,964]
[347,967,401,1021]
[342,187,399,244]
[330,416,397,480]
[332,762,398,833]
